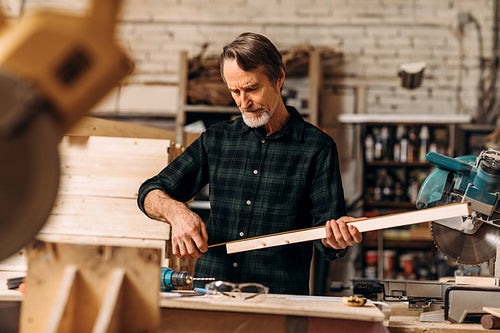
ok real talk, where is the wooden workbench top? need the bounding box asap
[159,293,386,322]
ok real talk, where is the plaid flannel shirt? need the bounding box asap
[138,106,348,295]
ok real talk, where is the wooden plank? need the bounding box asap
[222,203,470,254]
[68,116,176,140]
[45,265,78,333]
[35,234,169,267]
[92,268,125,333]
[50,195,147,217]
[58,174,144,198]
[60,135,170,158]
[484,307,500,318]
[59,136,168,178]
[42,212,169,241]
[455,276,499,287]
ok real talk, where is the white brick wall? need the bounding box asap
[1,0,495,124]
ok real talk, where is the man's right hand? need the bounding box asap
[169,206,208,259]
[144,189,208,259]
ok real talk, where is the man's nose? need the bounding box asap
[239,92,252,109]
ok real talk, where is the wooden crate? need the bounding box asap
[0,117,175,286]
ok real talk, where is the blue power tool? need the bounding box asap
[416,149,500,265]
[160,267,214,292]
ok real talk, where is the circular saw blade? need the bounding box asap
[0,112,60,260]
[431,221,499,265]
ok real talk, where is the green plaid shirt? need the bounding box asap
[138,106,347,295]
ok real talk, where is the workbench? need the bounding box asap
[159,293,387,333]
[0,290,388,333]
[0,290,494,332]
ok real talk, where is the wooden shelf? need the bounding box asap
[364,201,416,209]
[339,113,472,124]
[183,105,238,113]
[363,238,434,249]
[365,161,430,168]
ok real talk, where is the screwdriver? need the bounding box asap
[160,267,215,292]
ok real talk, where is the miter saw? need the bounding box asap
[417,149,500,266]
[381,149,500,323]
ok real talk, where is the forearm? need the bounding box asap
[143,189,189,225]
[144,189,208,259]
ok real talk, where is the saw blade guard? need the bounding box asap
[417,150,500,265]
[416,154,477,209]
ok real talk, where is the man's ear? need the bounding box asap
[278,68,285,89]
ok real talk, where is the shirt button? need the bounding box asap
[253,169,258,175]
[233,262,238,268]
[246,200,251,205]
[261,139,266,144]
[239,232,245,237]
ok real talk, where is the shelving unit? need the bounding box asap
[340,113,472,279]
[175,50,322,146]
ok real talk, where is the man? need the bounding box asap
[137,32,362,295]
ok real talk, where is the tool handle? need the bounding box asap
[481,314,500,329]
[426,151,473,174]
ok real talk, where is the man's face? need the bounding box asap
[223,59,282,128]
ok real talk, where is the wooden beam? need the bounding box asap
[218,202,471,254]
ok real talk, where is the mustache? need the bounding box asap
[240,104,265,112]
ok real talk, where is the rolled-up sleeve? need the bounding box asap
[137,134,208,215]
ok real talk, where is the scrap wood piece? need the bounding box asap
[211,202,471,254]
[484,307,500,318]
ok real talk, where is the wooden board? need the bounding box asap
[221,202,470,254]
[159,294,385,322]
[68,116,176,140]
[483,307,500,318]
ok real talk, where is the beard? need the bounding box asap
[240,94,280,128]
[241,105,272,128]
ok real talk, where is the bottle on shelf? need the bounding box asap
[394,181,405,202]
[365,133,374,162]
[380,126,390,161]
[396,125,409,163]
[419,125,430,162]
[407,127,419,163]
[373,127,383,161]
[382,174,394,201]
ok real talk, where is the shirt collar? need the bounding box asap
[239,106,305,142]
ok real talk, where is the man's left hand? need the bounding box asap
[322,216,363,249]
